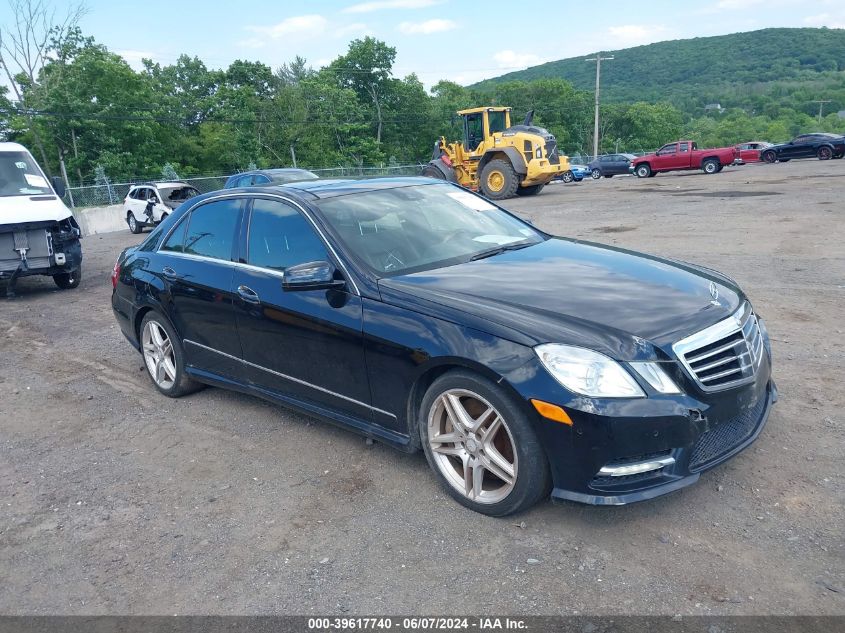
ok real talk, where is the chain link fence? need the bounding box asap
[63,164,426,209]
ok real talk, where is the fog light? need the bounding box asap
[54,253,66,265]
[598,455,675,477]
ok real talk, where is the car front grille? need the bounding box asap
[688,391,768,470]
[673,303,764,392]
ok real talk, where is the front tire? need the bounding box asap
[515,184,544,196]
[127,212,142,234]
[762,150,777,164]
[53,266,81,290]
[420,370,551,516]
[139,312,203,398]
[817,146,833,160]
[479,159,519,200]
[635,163,652,178]
[591,169,602,180]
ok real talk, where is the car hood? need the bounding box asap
[378,238,743,360]
[0,194,73,226]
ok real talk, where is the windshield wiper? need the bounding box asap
[469,240,535,261]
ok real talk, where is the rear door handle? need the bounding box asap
[237,285,260,304]
[162,266,183,280]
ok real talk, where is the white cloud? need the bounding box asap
[606,24,671,46]
[343,0,441,13]
[492,50,543,69]
[803,12,845,28]
[715,0,765,9]
[247,14,328,39]
[336,22,370,37]
[398,19,457,35]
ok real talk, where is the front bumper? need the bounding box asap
[507,350,775,505]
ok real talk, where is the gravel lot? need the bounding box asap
[1,159,843,615]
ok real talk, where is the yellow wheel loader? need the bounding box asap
[422,107,570,200]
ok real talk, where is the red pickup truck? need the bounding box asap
[630,141,738,177]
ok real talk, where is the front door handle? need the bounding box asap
[162,266,182,280]
[237,284,260,304]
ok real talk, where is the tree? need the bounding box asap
[0,0,87,173]
[330,37,397,145]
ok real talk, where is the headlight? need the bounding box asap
[629,362,681,394]
[535,344,644,398]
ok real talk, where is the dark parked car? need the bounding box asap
[761,133,845,163]
[111,178,776,516]
[224,168,318,188]
[587,153,636,179]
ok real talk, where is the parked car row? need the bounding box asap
[122,168,318,233]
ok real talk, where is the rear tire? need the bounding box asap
[761,150,777,164]
[422,165,446,180]
[53,265,81,290]
[515,184,544,196]
[419,370,551,516]
[479,159,519,200]
[139,312,204,398]
[635,163,651,178]
[702,158,719,174]
[128,212,142,234]
[817,146,833,160]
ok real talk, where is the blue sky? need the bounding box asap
[4,0,845,87]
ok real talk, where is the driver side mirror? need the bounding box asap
[51,176,66,198]
[283,261,346,292]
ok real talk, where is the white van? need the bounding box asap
[0,142,82,297]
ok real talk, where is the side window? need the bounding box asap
[239,174,254,187]
[128,188,138,199]
[679,142,690,152]
[247,198,328,272]
[161,216,189,253]
[183,198,241,261]
[136,188,149,201]
[657,145,676,156]
[253,174,270,185]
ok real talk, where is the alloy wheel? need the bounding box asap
[427,388,517,504]
[142,320,177,390]
[486,170,505,193]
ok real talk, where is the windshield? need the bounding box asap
[269,169,319,184]
[0,151,53,197]
[159,185,200,203]
[315,183,543,276]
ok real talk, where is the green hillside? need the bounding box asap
[473,28,845,115]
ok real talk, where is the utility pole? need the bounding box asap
[586,54,613,159]
[811,100,831,125]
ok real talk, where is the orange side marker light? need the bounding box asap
[530,399,573,425]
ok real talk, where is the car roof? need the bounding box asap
[130,181,190,189]
[276,176,440,200]
[0,142,29,152]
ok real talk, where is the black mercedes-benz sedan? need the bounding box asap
[111,177,776,516]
